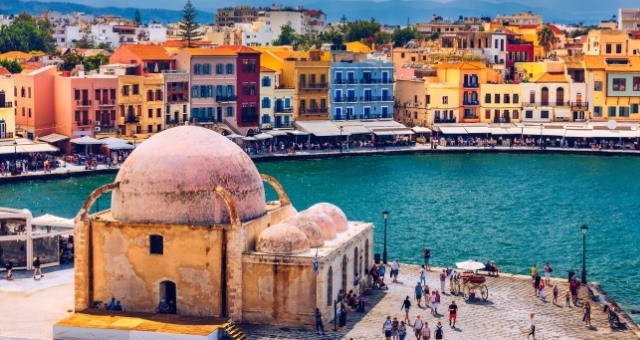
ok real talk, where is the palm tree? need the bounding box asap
[537,26,554,58]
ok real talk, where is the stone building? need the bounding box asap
[56,125,372,338]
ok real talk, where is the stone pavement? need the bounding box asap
[241,265,640,340]
[0,265,638,340]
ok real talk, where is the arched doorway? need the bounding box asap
[159,280,177,314]
[364,239,370,272]
[341,255,348,294]
[327,267,333,306]
[556,87,564,106]
[541,87,549,106]
[353,247,359,277]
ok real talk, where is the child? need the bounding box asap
[565,290,571,307]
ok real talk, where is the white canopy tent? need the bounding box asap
[31,214,74,229]
[254,133,274,140]
[265,130,288,137]
[39,133,69,144]
[70,136,106,145]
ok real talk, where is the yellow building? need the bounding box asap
[0,77,16,140]
[584,55,640,121]
[256,47,330,121]
[394,78,427,127]
[583,29,640,57]
[480,83,523,123]
[345,41,372,54]
[117,74,164,137]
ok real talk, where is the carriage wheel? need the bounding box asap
[463,285,470,301]
[480,284,488,300]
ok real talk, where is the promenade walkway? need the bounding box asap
[0,265,637,339]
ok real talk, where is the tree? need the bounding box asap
[83,54,109,72]
[0,58,22,73]
[344,19,380,43]
[61,53,84,71]
[374,31,392,45]
[178,0,202,48]
[273,24,300,47]
[74,35,95,49]
[392,27,420,47]
[537,26,555,57]
[429,31,440,41]
[133,10,141,26]
[0,12,54,53]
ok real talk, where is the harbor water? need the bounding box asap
[1,153,639,321]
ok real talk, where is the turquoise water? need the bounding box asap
[1,154,639,319]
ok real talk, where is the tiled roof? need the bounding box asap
[0,51,33,61]
[183,45,260,56]
[533,72,568,83]
[120,45,173,60]
[0,66,10,75]
[161,40,213,47]
[583,55,640,70]
[260,66,275,72]
[547,25,564,35]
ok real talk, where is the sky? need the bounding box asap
[26,0,640,24]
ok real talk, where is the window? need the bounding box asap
[148,108,153,118]
[147,90,153,101]
[203,63,211,75]
[226,107,234,117]
[261,97,270,108]
[133,84,139,95]
[514,94,519,104]
[504,94,510,104]
[513,110,519,119]
[150,235,163,254]
[608,106,616,117]
[606,44,611,54]
[226,63,234,74]
[485,93,491,103]
[541,110,549,119]
[261,76,271,87]
[632,103,639,114]
[157,108,162,117]
[261,114,270,124]
[485,109,491,119]
[525,110,533,119]
[616,44,622,54]
[594,81,603,91]
[620,106,629,117]
[633,77,640,91]
[494,94,500,104]
[216,64,224,74]
[612,78,626,91]
[529,91,535,103]
[594,106,602,117]
[194,64,202,75]
[442,96,448,104]
[122,85,129,96]
[426,95,430,105]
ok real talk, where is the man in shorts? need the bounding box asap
[382,315,393,340]
[448,300,458,328]
[423,248,431,271]
[413,314,424,339]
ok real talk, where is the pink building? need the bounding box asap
[11,65,57,140]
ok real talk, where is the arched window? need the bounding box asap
[353,247,359,276]
[327,267,333,306]
[541,87,549,106]
[556,87,564,106]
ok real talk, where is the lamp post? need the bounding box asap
[13,141,17,176]
[382,210,389,264]
[581,224,588,284]
[339,126,343,153]
[540,123,543,149]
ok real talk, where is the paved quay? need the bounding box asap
[0,265,638,340]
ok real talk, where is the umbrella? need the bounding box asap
[455,260,485,271]
[254,132,274,140]
[242,136,257,141]
[225,133,244,139]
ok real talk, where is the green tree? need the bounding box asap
[392,27,420,47]
[344,19,380,43]
[133,10,141,26]
[429,31,440,41]
[0,12,54,53]
[178,0,202,48]
[83,54,109,72]
[273,24,300,47]
[61,53,84,71]
[97,42,113,52]
[537,26,555,57]
[0,58,23,73]
[374,31,392,45]
[74,35,95,49]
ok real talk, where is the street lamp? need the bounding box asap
[382,210,389,264]
[581,224,588,284]
[339,126,343,153]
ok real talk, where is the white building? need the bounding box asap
[618,8,640,30]
[145,23,167,43]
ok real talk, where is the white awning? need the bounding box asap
[372,128,414,136]
[521,127,565,136]
[0,143,59,155]
[590,129,639,138]
[39,133,69,143]
[564,129,594,138]
[296,121,350,137]
[254,132,274,140]
[287,130,310,136]
[31,214,74,228]
[265,130,288,137]
[411,126,432,133]
[70,136,106,145]
[341,125,371,134]
[489,127,521,135]
[107,142,134,150]
[438,126,468,135]
[464,126,491,134]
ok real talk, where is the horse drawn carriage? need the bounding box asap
[451,270,489,301]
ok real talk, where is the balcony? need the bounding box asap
[0,102,12,108]
[333,96,358,103]
[463,100,480,106]
[76,100,92,107]
[434,117,457,123]
[493,116,511,123]
[124,114,140,124]
[333,79,357,85]
[299,107,329,114]
[570,101,589,109]
[523,101,569,107]
[216,95,237,102]
[75,119,93,126]
[98,99,115,106]
[463,83,480,88]
[0,132,14,139]
[299,82,329,90]
[274,107,293,113]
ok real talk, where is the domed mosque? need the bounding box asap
[54,126,373,339]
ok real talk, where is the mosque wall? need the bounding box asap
[89,219,224,316]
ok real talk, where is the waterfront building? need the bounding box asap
[109,44,175,76]
[330,51,394,120]
[53,73,118,153]
[583,29,640,57]
[520,68,570,123]
[162,71,191,128]
[394,77,428,127]
[480,83,522,123]
[116,74,164,137]
[259,67,295,129]
[10,65,57,140]
[56,126,372,338]
[584,55,640,122]
[0,78,16,140]
[176,46,261,135]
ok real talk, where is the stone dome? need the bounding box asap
[283,215,324,247]
[297,209,336,240]
[308,203,348,232]
[111,126,266,225]
[256,222,310,254]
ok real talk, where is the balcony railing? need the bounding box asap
[98,99,115,106]
[75,119,93,126]
[216,95,237,102]
[299,107,329,114]
[570,101,589,109]
[274,107,293,113]
[333,79,357,85]
[0,132,14,139]
[523,101,570,107]
[167,95,189,103]
[333,96,394,103]
[299,82,329,90]
[434,117,457,123]
[0,102,13,108]
[493,116,511,123]
[463,100,480,106]
[463,83,480,88]
[76,100,92,107]
[124,115,140,123]
[274,122,293,128]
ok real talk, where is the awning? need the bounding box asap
[287,130,310,136]
[464,126,491,134]
[372,128,415,136]
[295,121,350,137]
[265,130,288,137]
[70,136,106,145]
[341,125,371,134]
[564,129,595,138]
[39,133,69,143]
[554,109,571,118]
[521,127,565,136]
[590,129,639,138]
[254,132,274,140]
[106,142,134,150]
[0,143,59,155]
[488,127,521,135]
[31,213,74,228]
[411,126,432,133]
[438,126,468,135]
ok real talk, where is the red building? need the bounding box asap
[228,46,261,129]
[506,33,534,81]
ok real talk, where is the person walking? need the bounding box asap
[439,270,446,294]
[552,284,559,305]
[538,280,546,301]
[530,264,538,279]
[434,290,441,315]
[33,256,43,279]
[428,291,436,316]
[565,289,571,307]
[448,300,458,328]
[582,301,592,327]
[534,274,541,297]
[314,308,325,335]
[527,313,536,339]
[419,265,427,286]
[383,315,393,340]
[423,248,431,271]
[401,296,412,324]
[392,317,400,340]
[421,321,431,340]
[413,315,424,339]
[543,262,553,285]
[434,321,444,339]
[398,321,407,340]
[423,283,430,307]
[415,282,423,308]
[391,259,400,283]
[5,259,13,280]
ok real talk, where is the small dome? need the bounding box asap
[308,203,348,232]
[284,215,324,247]
[297,210,336,240]
[111,126,266,225]
[256,222,310,254]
